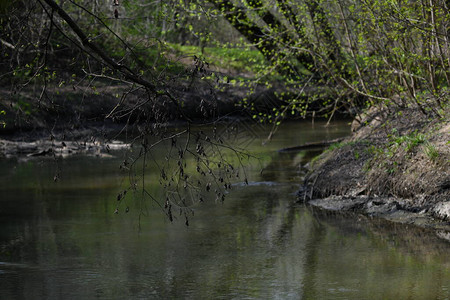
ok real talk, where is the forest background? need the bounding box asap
[1,0,448,124]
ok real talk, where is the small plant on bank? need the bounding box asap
[423,142,439,162]
[366,129,430,174]
[405,134,426,152]
[388,130,426,153]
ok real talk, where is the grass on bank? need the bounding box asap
[168,44,268,77]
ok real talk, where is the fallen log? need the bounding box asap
[278,138,344,153]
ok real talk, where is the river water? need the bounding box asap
[0,120,449,299]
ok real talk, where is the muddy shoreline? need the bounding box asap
[0,80,295,157]
[298,105,450,237]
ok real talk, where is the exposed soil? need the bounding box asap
[298,104,450,236]
[0,79,287,157]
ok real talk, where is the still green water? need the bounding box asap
[0,120,449,299]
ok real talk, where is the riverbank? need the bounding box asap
[0,82,244,134]
[0,79,246,157]
[298,104,450,235]
[0,76,342,158]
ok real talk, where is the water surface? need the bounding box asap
[1,120,449,299]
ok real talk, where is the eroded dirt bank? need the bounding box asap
[298,105,450,234]
[0,84,256,158]
[0,80,295,157]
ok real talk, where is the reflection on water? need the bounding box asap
[0,120,449,299]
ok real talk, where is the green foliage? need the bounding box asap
[423,142,439,161]
[388,130,426,153]
[0,110,5,128]
[170,44,267,76]
[366,128,435,174]
[1,0,448,122]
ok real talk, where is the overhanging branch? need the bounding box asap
[40,0,158,93]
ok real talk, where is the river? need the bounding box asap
[0,120,449,299]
